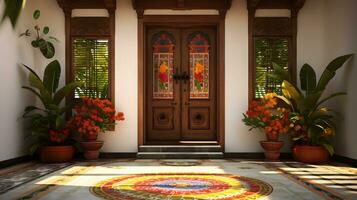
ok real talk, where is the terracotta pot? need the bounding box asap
[260,141,284,161]
[40,145,74,163]
[80,141,103,160]
[265,131,279,142]
[83,133,99,142]
[292,145,329,164]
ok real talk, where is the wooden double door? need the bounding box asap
[146,26,217,142]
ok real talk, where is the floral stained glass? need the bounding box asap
[152,32,175,99]
[189,33,210,99]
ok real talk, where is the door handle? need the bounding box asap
[182,72,189,84]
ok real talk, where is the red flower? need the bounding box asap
[159,72,168,83]
[68,97,125,137]
[194,72,204,82]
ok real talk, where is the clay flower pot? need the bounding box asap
[292,145,329,164]
[260,141,284,161]
[40,145,74,163]
[80,141,103,160]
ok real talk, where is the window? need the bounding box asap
[247,0,305,101]
[73,39,109,98]
[254,38,289,98]
[69,17,115,101]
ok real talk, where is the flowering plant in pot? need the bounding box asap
[21,10,81,163]
[70,97,124,160]
[269,54,353,164]
[242,93,291,160]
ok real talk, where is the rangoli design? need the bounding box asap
[90,174,273,200]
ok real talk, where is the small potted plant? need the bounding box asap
[243,93,291,160]
[70,97,124,160]
[270,54,353,164]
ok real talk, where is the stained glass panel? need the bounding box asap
[152,32,175,99]
[189,32,210,99]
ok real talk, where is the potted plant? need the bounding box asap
[70,97,124,160]
[22,61,81,163]
[270,54,353,164]
[21,10,81,163]
[243,93,291,160]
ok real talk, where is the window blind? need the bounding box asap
[73,39,109,99]
[254,38,289,99]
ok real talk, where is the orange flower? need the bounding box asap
[159,62,168,73]
[194,63,204,74]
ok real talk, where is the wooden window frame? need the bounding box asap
[247,0,305,102]
[56,0,116,106]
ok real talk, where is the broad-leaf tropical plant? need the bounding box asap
[22,60,81,154]
[270,54,353,155]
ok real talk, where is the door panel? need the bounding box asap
[181,28,217,140]
[146,26,217,142]
[146,28,181,141]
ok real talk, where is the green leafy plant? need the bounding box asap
[22,61,81,154]
[20,9,81,154]
[0,0,26,28]
[270,54,353,155]
[20,10,58,59]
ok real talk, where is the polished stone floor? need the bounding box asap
[0,159,356,200]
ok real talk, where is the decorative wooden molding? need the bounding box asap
[132,0,232,15]
[253,17,292,36]
[247,0,305,11]
[71,18,110,37]
[56,0,116,10]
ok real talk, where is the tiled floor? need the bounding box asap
[0,159,355,200]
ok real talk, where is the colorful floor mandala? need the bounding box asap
[90,174,273,200]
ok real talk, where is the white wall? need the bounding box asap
[0,2,35,161]
[323,0,357,159]
[1,0,356,160]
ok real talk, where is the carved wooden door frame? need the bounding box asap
[137,15,226,149]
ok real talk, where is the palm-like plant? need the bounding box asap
[270,54,353,155]
[22,60,81,154]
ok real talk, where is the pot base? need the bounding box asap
[260,141,284,161]
[80,141,103,160]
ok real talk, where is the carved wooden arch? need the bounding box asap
[56,0,116,106]
[247,0,305,102]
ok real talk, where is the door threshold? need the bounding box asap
[145,141,219,145]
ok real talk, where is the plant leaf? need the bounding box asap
[1,0,26,28]
[53,82,82,105]
[315,54,353,93]
[315,92,347,109]
[33,10,40,20]
[22,86,48,106]
[300,63,316,95]
[38,39,55,59]
[43,26,49,34]
[271,62,291,82]
[43,60,61,94]
[22,64,41,80]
